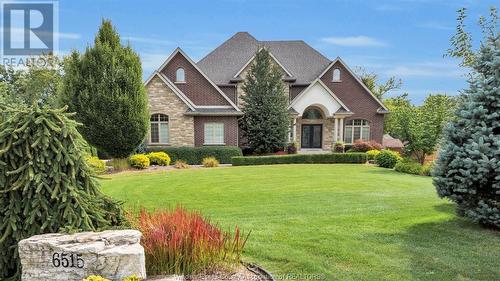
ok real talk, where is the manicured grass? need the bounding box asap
[100,165,500,281]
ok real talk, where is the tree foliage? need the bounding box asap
[59,20,149,158]
[434,8,499,228]
[356,67,402,100]
[0,54,62,109]
[0,106,126,280]
[384,94,457,164]
[240,48,290,154]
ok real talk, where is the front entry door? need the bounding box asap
[301,124,322,148]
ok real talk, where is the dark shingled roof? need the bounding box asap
[197,32,331,85]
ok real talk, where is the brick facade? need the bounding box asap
[145,75,194,146]
[194,116,239,147]
[320,61,385,144]
[161,53,231,106]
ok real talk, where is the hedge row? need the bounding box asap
[145,146,242,164]
[231,153,367,166]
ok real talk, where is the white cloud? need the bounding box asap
[321,36,387,47]
[122,36,172,46]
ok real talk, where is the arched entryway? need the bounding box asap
[300,106,325,149]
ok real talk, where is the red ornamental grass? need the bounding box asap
[130,208,249,275]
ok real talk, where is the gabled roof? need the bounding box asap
[197,32,330,84]
[157,47,240,111]
[233,48,294,78]
[318,57,389,112]
[144,71,196,111]
[289,78,351,113]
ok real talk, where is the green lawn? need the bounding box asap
[100,164,500,281]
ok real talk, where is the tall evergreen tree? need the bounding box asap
[240,48,290,154]
[59,20,149,158]
[434,8,499,228]
[0,106,126,280]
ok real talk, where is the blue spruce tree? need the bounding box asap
[434,8,499,228]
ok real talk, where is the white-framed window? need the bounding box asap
[204,123,224,145]
[176,68,185,83]
[344,119,370,144]
[150,114,169,144]
[332,68,341,82]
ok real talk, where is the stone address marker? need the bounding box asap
[18,230,146,281]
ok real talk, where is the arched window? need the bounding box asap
[302,108,323,119]
[175,68,185,83]
[150,114,169,144]
[332,68,341,82]
[344,119,370,143]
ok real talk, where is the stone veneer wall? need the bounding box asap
[295,117,335,151]
[146,76,194,146]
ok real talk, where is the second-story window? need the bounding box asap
[332,68,341,82]
[176,68,185,83]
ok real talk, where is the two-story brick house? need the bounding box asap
[145,32,388,151]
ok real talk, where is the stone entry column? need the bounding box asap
[334,118,339,142]
[292,118,297,142]
[339,118,344,142]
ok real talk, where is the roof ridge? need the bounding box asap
[197,32,258,64]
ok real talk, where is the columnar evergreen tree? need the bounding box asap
[59,20,149,158]
[240,48,290,154]
[434,8,499,228]
[0,106,126,280]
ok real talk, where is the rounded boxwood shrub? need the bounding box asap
[86,156,106,174]
[129,154,150,169]
[366,149,381,161]
[375,150,401,168]
[146,152,171,166]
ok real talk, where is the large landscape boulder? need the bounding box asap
[18,230,146,281]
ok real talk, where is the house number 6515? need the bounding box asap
[52,252,85,268]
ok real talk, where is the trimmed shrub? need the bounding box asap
[350,140,383,152]
[394,158,433,176]
[86,156,106,174]
[375,150,401,168]
[146,152,171,166]
[202,157,220,168]
[129,154,150,169]
[394,159,423,175]
[366,149,381,161]
[145,146,242,164]
[129,208,248,275]
[232,153,367,166]
[332,141,345,153]
[286,142,298,154]
[174,160,190,169]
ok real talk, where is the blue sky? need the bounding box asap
[57,0,497,103]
